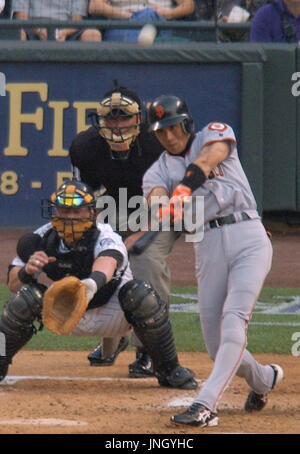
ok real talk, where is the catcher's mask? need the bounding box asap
[95,83,142,159]
[148,94,194,134]
[41,180,96,244]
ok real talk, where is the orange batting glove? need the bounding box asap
[158,185,192,225]
[171,184,192,201]
[158,203,181,224]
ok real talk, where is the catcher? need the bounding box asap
[0,179,197,391]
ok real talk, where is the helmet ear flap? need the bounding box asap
[181,118,194,134]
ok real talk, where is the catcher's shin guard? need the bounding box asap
[0,283,46,382]
[118,280,197,389]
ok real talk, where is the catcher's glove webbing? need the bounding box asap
[42,276,87,335]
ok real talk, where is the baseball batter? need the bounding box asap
[144,94,284,427]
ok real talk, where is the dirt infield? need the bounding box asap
[0,224,300,434]
[0,351,298,435]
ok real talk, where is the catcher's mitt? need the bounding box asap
[42,276,87,335]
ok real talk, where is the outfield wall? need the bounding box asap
[0,41,298,226]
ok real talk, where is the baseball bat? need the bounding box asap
[130,227,162,255]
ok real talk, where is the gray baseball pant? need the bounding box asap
[193,219,274,412]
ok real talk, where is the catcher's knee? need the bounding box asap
[118,279,167,327]
[0,283,46,334]
[118,279,174,365]
[119,280,197,389]
[0,283,46,361]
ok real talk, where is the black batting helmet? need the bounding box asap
[148,94,194,134]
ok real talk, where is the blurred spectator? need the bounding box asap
[217,0,267,41]
[0,0,12,17]
[192,0,216,19]
[88,0,195,42]
[250,0,300,42]
[12,0,102,41]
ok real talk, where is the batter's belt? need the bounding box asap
[209,212,250,229]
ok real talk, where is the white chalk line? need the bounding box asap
[0,418,88,427]
[170,293,300,326]
[0,375,160,385]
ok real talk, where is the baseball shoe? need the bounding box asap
[157,365,198,390]
[88,336,129,367]
[171,403,219,427]
[244,364,284,412]
[128,348,155,378]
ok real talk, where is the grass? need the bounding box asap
[0,284,300,354]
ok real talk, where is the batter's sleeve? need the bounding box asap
[142,154,172,199]
[188,123,237,164]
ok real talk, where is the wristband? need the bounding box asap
[97,249,124,268]
[18,266,35,284]
[89,271,107,291]
[180,163,206,192]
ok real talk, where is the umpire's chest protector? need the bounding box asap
[41,229,99,281]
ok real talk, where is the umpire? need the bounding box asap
[69,81,179,378]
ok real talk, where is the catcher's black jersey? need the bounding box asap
[69,124,164,204]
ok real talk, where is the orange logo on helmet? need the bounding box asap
[155,105,164,119]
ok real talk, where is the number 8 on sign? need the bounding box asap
[0,171,19,195]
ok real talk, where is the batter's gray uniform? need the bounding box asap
[143,122,274,412]
[11,223,133,339]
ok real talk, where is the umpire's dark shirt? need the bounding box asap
[69,124,164,205]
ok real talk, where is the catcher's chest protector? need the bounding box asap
[41,228,122,308]
[41,228,99,281]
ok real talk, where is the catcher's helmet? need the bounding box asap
[96,81,142,158]
[41,180,96,244]
[148,94,194,134]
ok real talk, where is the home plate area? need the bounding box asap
[0,350,299,434]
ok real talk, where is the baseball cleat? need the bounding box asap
[128,348,155,378]
[244,364,284,412]
[174,377,198,390]
[158,376,198,390]
[171,403,219,427]
[157,366,198,390]
[88,336,129,366]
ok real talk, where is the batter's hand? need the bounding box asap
[25,251,56,275]
[158,185,192,225]
[171,184,192,201]
[158,199,183,225]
